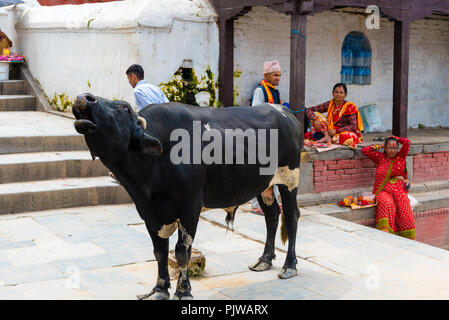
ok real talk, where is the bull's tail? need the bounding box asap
[224,206,239,232]
[280,207,288,245]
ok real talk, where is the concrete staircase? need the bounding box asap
[0,79,131,215]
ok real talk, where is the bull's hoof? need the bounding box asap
[248,259,272,272]
[173,292,193,300]
[278,267,298,279]
[137,289,170,300]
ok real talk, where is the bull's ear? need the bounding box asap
[131,125,163,156]
[140,133,163,156]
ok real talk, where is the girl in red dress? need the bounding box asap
[362,136,415,239]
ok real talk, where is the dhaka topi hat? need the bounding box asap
[264,60,281,74]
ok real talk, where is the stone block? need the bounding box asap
[0,96,35,111]
[297,192,323,207]
[423,180,449,191]
[312,149,356,161]
[423,144,445,153]
[298,162,313,194]
[0,263,64,286]
[217,278,321,300]
[406,156,414,181]
[0,80,25,95]
[354,149,367,159]
[77,268,147,300]
[168,248,206,279]
[409,144,423,155]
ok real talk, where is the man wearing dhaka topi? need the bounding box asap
[250,60,283,215]
[251,60,282,106]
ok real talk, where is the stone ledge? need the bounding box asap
[302,141,449,162]
[300,188,449,225]
[297,182,449,207]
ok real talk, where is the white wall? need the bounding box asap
[7,2,449,126]
[0,6,17,50]
[14,0,219,109]
[233,6,449,129]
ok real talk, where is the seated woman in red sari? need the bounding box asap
[362,136,415,240]
[305,83,363,149]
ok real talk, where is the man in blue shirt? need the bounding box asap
[126,64,169,111]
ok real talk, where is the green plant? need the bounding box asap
[159,66,219,107]
[48,92,76,112]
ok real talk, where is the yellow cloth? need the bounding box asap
[260,80,276,104]
[326,99,364,132]
[0,39,10,55]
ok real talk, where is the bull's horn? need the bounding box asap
[137,116,147,130]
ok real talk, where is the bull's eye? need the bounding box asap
[119,105,130,113]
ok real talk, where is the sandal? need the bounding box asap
[251,208,264,216]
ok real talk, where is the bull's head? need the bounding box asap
[72,93,163,161]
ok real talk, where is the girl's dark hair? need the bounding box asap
[333,83,348,94]
[384,136,399,152]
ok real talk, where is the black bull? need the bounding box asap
[72,93,303,300]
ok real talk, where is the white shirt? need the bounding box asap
[134,80,169,111]
[251,87,266,106]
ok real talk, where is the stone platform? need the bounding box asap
[0,203,447,299]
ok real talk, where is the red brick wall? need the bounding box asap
[313,151,449,193]
[313,159,376,193]
[415,208,449,249]
[413,152,449,183]
[357,208,449,250]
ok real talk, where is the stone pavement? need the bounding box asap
[0,202,448,300]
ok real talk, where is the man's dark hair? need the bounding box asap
[126,64,144,80]
[332,83,348,94]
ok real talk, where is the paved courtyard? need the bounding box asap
[0,202,447,300]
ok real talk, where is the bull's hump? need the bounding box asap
[267,104,289,118]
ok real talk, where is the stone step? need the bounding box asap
[297,181,449,207]
[0,151,109,183]
[0,135,88,154]
[0,176,132,215]
[300,188,449,223]
[0,80,25,95]
[0,95,36,111]
[0,112,87,154]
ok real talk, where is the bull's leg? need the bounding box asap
[248,194,281,272]
[277,185,300,279]
[173,219,197,300]
[138,223,171,300]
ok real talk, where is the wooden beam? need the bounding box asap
[392,19,411,137]
[289,13,307,138]
[212,0,284,10]
[218,18,235,107]
[312,0,449,18]
[211,0,449,17]
[218,7,249,20]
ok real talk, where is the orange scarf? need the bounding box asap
[260,80,277,104]
[326,99,363,132]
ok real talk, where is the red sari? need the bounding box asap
[361,137,415,239]
[305,99,363,149]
